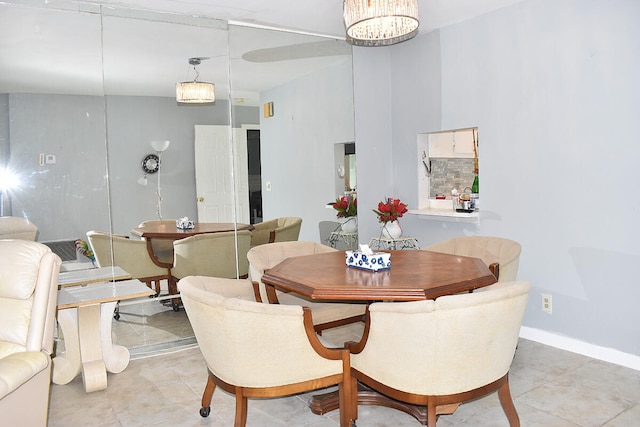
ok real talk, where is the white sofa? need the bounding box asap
[0,240,61,426]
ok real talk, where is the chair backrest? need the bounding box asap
[318,220,341,246]
[178,276,343,387]
[137,219,177,264]
[86,230,166,279]
[423,236,521,281]
[0,240,61,356]
[273,217,302,243]
[250,217,302,246]
[172,230,252,280]
[351,280,530,396]
[247,241,337,302]
[0,217,38,241]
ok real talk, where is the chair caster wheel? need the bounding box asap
[199,406,210,417]
[172,303,180,312]
[113,313,120,320]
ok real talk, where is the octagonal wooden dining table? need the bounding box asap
[261,249,498,424]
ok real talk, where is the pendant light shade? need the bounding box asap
[176,57,215,104]
[344,0,419,47]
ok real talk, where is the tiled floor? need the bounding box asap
[49,296,640,427]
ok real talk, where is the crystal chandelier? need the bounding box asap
[176,57,215,104]
[343,0,419,47]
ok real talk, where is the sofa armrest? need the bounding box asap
[0,351,49,400]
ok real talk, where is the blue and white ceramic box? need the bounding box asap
[345,250,391,272]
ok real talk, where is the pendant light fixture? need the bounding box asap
[176,57,215,104]
[343,0,419,47]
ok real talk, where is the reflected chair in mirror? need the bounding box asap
[137,219,177,265]
[247,241,366,333]
[86,231,169,296]
[0,240,61,426]
[178,276,353,427]
[422,236,521,281]
[170,230,252,311]
[0,216,38,241]
[249,216,302,247]
[347,280,531,426]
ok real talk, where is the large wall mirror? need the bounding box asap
[0,1,354,354]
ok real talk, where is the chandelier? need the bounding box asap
[343,0,420,47]
[176,57,215,104]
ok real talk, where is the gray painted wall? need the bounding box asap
[353,0,640,358]
[7,93,110,241]
[259,59,355,242]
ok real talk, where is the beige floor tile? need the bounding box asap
[48,297,640,427]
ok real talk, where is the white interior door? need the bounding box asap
[195,125,235,222]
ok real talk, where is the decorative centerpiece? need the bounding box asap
[177,217,195,230]
[346,244,391,272]
[332,194,357,233]
[373,197,408,239]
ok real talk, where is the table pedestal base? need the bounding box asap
[53,301,130,392]
[309,383,459,425]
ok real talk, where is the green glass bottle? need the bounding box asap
[471,175,479,211]
[471,175,479,194]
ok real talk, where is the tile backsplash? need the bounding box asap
[430,158,476,198]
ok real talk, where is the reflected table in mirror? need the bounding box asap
[53,279,154,393]
[368,236,419,251]
[328,231,358,251]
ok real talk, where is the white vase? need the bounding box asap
[339,216,358,233]
[381,220,402,239]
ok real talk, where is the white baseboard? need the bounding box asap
[520,326,640,372]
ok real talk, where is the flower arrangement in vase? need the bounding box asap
[373,198,408,239]
[332,194,357,233]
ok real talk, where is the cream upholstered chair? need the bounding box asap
[172,230,252,280]
[346,280,530,426]
[0,240,61,426]
[423,236,521,281]
[137,219,176,265]
[247,241,366,333]
[250,216,302,247]
[86,230,169,296]
[178,276,353,427]
[0,216,38,241]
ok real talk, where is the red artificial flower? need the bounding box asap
[332,195,357,218]
[372,198,408,223]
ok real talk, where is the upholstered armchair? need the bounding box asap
[137,219,176,265]
[0,216,38,240]
[423,236,521,281]
[247,241,366,333]
[249,216,302,247]
[171,230,252,280]
[347,280,531,426]
[178,276,353,427]
[0,240,61,426]
[87,230,169,295]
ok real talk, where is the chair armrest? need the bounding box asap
[489,262,500,280]
[0,351,49,400]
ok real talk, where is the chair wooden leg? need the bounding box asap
[427,397,437,426]
[497,377,520,427]
[200,373,216,417]
[235,389,248,427]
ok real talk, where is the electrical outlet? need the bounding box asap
[542,293,552,314]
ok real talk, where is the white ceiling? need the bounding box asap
[0,0,525,104]
[95,0,525,38]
